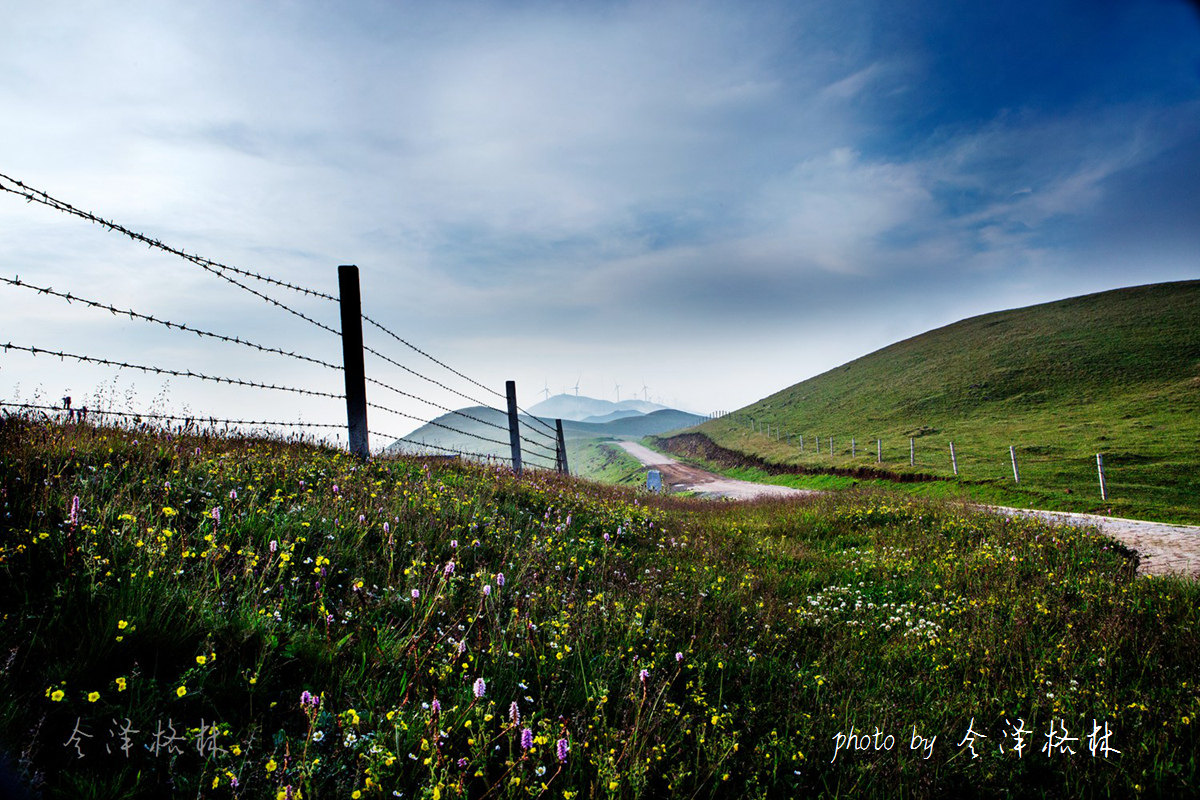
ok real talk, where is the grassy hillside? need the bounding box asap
[5,416,1200,798]
[690,280,1200,523]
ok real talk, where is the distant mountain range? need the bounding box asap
[385,394,702,466]
[528,394,668,421]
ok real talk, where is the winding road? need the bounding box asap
[617,440,1200,579]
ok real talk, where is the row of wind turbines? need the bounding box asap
[537,375,660,404]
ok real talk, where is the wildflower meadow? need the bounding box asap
[1,414,1197,798]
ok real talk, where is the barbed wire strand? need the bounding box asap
[2,275,342,371]
[361,314,560,439]
[0,401,342,430]
[0,172,337,302]
[3,344,344,400]
[365,400,558,460]
[369,430,512,463]
[0,174,340,336]
[363,375,552,452]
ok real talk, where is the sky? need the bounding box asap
[2,0,1198,447]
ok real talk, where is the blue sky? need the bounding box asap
[1,0,1197,440]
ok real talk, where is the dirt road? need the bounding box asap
[617,441,811,500]
[617,441,1200,579]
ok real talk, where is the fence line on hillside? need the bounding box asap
[725,413,1124,502]
[0,172,566,474]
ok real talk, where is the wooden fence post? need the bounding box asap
[1097,453,1107,500]
[877,439,882,464]
[337,265,370,459]
[909,437,915,467]
[505,380,523,475]
[1010,445,1020,483]
[556,419,569,476]
[950,442,958,476]
[851,438,856,458]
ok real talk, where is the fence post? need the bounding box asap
[505,380,523,475]
[1010,445,1020,483]
[851,438,856,458]
[556,419,569,476]
[337,265,370,459]
[877,438,882,464]
[949,442,958,476]
[830,437,834,457]
[1097,453,1107,500]
[909,437,914,467]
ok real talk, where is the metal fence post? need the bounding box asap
[337,265,369,459]
[505,380,523,475]
[1010,445,1020,483]
[1097,453,1107,500]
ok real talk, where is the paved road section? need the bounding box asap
[617,441,1200,579]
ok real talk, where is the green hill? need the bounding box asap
[682,280,1200,522]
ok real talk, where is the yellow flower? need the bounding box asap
[176,685,187,698]
[352,793,362,799]
[266,758,277,773]
[196,655,207,665]
[87,691,100,703]
[117,620,129,630]
[50,689,65,702]
[162,506,177,517]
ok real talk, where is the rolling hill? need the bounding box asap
[386,402,703,473]
[675,280,1200,522]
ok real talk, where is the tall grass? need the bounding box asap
[1,415,1197,798]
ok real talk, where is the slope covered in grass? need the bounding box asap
[2,416,1199,798]
[692,280,1200,522]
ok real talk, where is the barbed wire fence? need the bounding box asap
[0,171,566,474]
[724,413,1117,502]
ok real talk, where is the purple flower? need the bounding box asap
[300,691,319,709]
[675,652,683,662]
[457,757,468,768]
[331,484,339,495]
[269,540,278,553]
[229,488,237,500]
[411,588,420,600]
[451,539,458,549]
[639,669,650,683]
[444,561,455,576]
[483,585,492,597]
[69,495,81,526]
[520,728,533,750]
[431,698,441,714]
[473,678,486,698]
[496,573,505,587]
[359,514,366,524]
[383,522,390,535]
[556,737,569,763]
[211,507,221,527]
[603,532,610,542]
[509,701,520,725]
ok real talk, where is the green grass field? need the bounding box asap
[687,281,1200,524]
[2,416,1199,798]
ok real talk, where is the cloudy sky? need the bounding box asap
[2,0,1198,444]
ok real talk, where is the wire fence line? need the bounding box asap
[0,401,344,430]
[3,274,548,449]
[729,414,1119,500]
[1,275,343,371]
[1,171,569,472]
[0,172,338,303]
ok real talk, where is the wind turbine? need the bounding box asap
[540,380,551,400]
[642,382,650,401]
[614,383,621,402]
[572,375,581,396]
